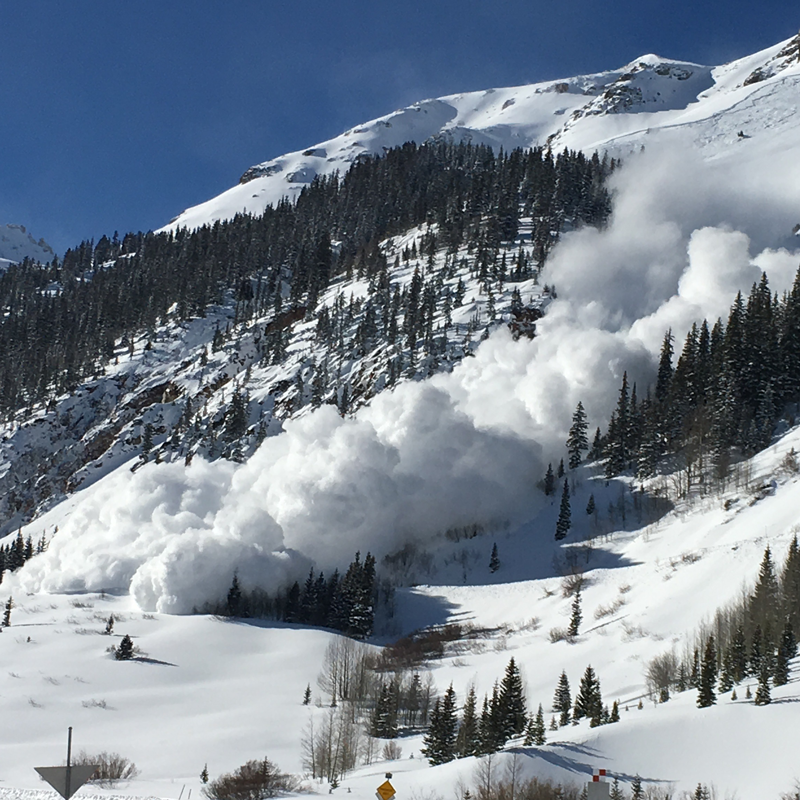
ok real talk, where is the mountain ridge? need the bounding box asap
[162,32,799,235]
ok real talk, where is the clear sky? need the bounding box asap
[0,1,796,253]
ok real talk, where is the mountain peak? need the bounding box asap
[0,223,55,268]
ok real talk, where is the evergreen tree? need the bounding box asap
[696,635,717,708]
[227,572,244,617]
[524,703,546,746]
[555,479,571,540]
[631,775,644,800]
[774,621,796,686]
[568,588,582,638]
[543,463,555,496]
[754,658,772,705]
[751,546,780,634]
[718,647,734,693]
[557,458,565,478]
[586,494,595,516]
[456,686,480,758]
[372,682,398,738]
[200,765,209,785]
[303,684,312,705]
[554,671,572,727]
[609,700,620,723]
[2,596,12,627]
[730,624,748,684]
[489,543,500,573]
[574,665,602,725]
[115,634,134,661]
[422,685,458,765]
[567,401,589,469]
[498,657,527,740]
[141,423,154,458]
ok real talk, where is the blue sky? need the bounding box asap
[0,2,795,253]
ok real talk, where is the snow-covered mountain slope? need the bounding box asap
[2,423,800,799]
[162,33,800,234]
[0,224,54,269]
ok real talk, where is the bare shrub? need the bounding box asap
[645,650,679,699]
[71,751,139,786]
[560,573,587,597]
[203,758,297,800]
[548,627,570,644]
[594,598,625,619]
[382,741,402,760]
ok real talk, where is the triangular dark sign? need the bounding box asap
[35,765,99,799]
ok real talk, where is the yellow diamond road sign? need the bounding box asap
[376,779,396,800]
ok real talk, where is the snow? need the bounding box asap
[0,224,54,267]
[3,426,800,798]
[160,35,800,236]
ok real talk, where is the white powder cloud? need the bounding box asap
[16,143,800,612]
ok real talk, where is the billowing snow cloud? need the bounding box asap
[17,143,800,612]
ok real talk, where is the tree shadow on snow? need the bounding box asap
[512,742,671,786]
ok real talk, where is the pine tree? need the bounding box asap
[104,615,114,635]
[543,463,555,496]
[574,665,602,725]
[631,775,644,800]
[115,634,134,661]
[609,700,620,722]
[489,543,500,573]
[555,479,571,540]
[498,657,527,740]
[2,596,12,627]
[730,624,748,684]
[754,658,772,705]
[200,765,209,784]
[610,777,624,800]
[554,671,571,726]
[456,686,480,758]
[696,635,717,708]
[718,647,734,693]
[303,684,312,705]
[774,621,796,686]
[568,588,582,638]
[586,494,595,516]
[524,703,546,746]
[567,401,589,469]
[422,685,458,765]
[751,546,780,634]
[532,703,546,745]
[227,572,244,617]
[557,458,565,478]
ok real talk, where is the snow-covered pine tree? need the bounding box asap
[115,634,134,661]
